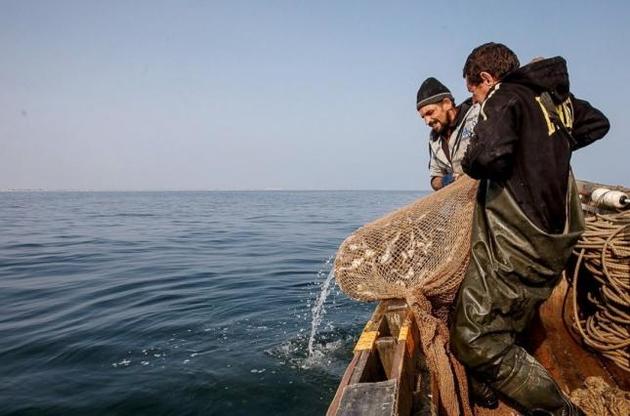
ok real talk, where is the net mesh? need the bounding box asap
[334,176,479,416]
[570,376,630,416]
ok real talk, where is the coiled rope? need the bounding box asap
[570,210,630,372]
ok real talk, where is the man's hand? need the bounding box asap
[431,174,455,191]
[430,176,443,191]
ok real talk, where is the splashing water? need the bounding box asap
[307,255,336,357]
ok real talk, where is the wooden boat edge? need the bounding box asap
[326,179,629,416]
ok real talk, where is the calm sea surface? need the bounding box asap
[0,191,426,416]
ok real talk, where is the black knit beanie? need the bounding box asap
[416,77,454,110]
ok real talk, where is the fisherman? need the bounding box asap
[416,77,480,191]
[450,43,609,416]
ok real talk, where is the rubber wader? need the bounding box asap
[451,175,585,415]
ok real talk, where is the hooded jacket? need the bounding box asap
[462,57,610,233]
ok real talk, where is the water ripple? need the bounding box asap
[0,190,424,416]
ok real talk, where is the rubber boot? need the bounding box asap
[469,375,498,409]
[529,404,585,416]
[488,347,583,416]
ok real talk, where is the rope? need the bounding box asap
[569,210,630,372]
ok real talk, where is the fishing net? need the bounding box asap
[570,376,630,416]
[334,176,479,416]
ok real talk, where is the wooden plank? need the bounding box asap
[328,300,399,415]
[390,311,422,416]
[349,349,386,385]
[327,353,362,416]
[335,380,398,416]
[364,302,391,332]
[354,330,379,353]
[576,179,630,197]
[384,307,406,339]
[529,277,617,392]
[375,337,396,379]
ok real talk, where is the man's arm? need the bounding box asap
[462,91,519,180]
[428,140,448,191]
[570,95,610,150]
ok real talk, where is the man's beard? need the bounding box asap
[431,122,447,135]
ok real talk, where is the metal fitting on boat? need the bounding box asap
[590,188,630,209]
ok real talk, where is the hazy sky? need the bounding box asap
[1,1,628,190]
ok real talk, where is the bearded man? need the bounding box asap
[417,77,480,190]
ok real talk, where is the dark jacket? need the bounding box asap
[462,57,610,233]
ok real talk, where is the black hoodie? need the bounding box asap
[462,57,610,233]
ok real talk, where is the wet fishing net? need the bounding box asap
[334,176,479,416]
[570,376,630,416]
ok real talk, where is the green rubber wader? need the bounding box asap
[451,174,585,414]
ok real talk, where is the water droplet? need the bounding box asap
[307,267,336,356]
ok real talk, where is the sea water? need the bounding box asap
[0,190,425,416]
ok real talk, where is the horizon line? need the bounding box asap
[0,188,431,193]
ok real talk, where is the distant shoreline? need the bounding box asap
[0,189,429,193]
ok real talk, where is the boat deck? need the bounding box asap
[327,277,627,416]
[327,179,629,415]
